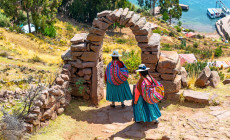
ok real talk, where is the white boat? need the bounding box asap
[212,8,221,17]
[207,8,215,18]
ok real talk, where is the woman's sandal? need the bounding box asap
[121,104,125,108]
[154,120,159,124]
[110,104,115,108]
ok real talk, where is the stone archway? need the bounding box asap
[62,8,185,105]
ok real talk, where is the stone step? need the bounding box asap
[182,90,218,105]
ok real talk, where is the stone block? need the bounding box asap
[141,52,160,64]
[97,10,112,18]
[70,33,88,44]
[140,46,160,52]
[91,41,103,46]
[91,61,104,105]
[150,72,161,81]
[99,17,114,25]
[92,18,110,30]
[71,42,87,52]
[77,70,84,76]
[195,66,211,88]
[56,77,64,85]
[57,108,64,115]
[138,33,161,48]
[89,27,105,36]
[114,8,123,21]
[62,81,69,89]
[132,22,152,36]
[87,33,104,42]
[130,17,146,31]
[166,92,181,101]
[158,51,179,69]
[83,68,92,75]
[70,59,83,68]
[161,73,176,81]
[106,9,117,22]
[61,74,69,81]
[223,79,230,85]
[90,45,101,53]
[84,75,91,80]
[209,71,220,88]
[183,90,211,104]
[135,35,150,43]
[157,59,181,74]
[81,52,99,62]
[145,63,157,72]
[61,48,71,61]
[119,8,129,24]
[125,14,141,27]
[71,52,83,58]
[159,75,181,94]
[120,11,134,25]
[82,62,96,68]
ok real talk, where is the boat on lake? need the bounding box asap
[207,8,216,18]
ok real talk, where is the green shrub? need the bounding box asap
[218,72,225,81]
[0,52,8,57]
[9,24,23,33]
[43,25,56,38]
[210,66,219,71]
[177,21,182,27]
[204,41,207,45]
[184,29,195,32]
[227,68,230,73]
[193,42,199,48]
[0,13,10,27]
[153,28,162,34]
[121,50,141,73]
[28,55,42,63]
[161,43,172,51]
[197,34,203,39]
[169,31,175,37]
[66,23,73,31]
[174,26,181,32]
[115,38,128,44]
[214,47,222,57]
[184,61,207,77]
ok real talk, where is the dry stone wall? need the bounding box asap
[24,67,71,133]
[61,8,188,105]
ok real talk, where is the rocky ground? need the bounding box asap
[29,83,230,140]
[66,97,230,140]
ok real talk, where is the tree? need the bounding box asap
[62,0,135,23]
[137,0,158,15]
[0,0,62,34]
[159,0,182,24]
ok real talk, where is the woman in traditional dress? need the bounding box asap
[133,64,162,123]
[105,50,132,108]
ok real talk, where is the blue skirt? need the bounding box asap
[133,96,161,122]
[106,81,133,102]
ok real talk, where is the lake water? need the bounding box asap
[129,0,230,33]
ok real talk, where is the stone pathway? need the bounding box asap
[73,99,230,140]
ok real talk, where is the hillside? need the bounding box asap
[0,13,230,140]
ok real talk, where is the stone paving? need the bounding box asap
[85,99,230,140]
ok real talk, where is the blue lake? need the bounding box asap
[129,0,230,33]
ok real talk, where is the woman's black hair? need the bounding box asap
[112,57,119,61]
[139,70,150,78]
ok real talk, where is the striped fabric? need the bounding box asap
[133,95,161,122]
[141,76,164,104]
[106,61,129,86]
